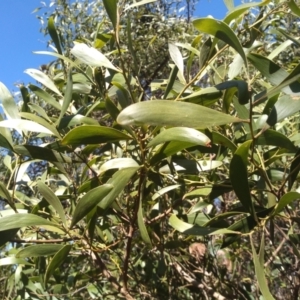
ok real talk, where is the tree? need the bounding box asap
[1,0,300,299]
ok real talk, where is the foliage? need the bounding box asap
[1,0,300,299]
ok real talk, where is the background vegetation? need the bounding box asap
[1,0,300,299]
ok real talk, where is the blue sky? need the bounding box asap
[0,0,231,93]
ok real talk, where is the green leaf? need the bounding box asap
[152,185,181,201]
[0,213,59,231]
[241,129,297,152]
[0,82,20,120]
[14,145,72,163]
[150,141,198,165]
[147,127,210,148]
[249,54,300,98]
[71,43,120,71]
[169,214,237,235]
[193,18,247,66]
[58,115,99,130]
[16,244,64,258]
[124,0,157,11]
[71,184,113,228]
[37,181,67,227]
[288,0,300,17]
[25,69,62,96]
[48,16,63,54]
[61,125,132,145]
[215,80,250,105]
[0,257,32,266]
[99,167,139,211]
[230,140,257,220]
[169,43,185,83]
[250,235,275,300]
[98,158,139,175]
[103,0,118,28]
[266,95,300,126]
[0,119,53,135]
[19,112,61,138]
[163,65,179,99]
[117,100,242,128]
[289,148,300,190]
[28,84,61,110]
[137,199,152,246]
[272,192,300,216]
[44,245,72,285]
[223,1,268,24]
[57,68,73,126]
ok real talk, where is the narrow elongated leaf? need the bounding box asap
[169,43,185,83]
[152,185,181,201]
[98,158,139,175]
[14,145,72,163]
[163,65,179,99]
[147,127,210,148]
[0,132,14,152]
[19,112,60,137]
[250,235,275,300]
[193,18,247,65]
[288,0,300,17]
[267,95,300,126]
[58,68,73,125]
[29,84,61,110]
[44,245,72,285]
[37,181,67,227]
[70,184,113,228]
[272,192,300,216]
[0,257,32,266]
[289,148,300,190]
[24,69,62,96]
[61,125,132,145]
[48,16,63,54]
[138,198,152,246]
[223,1,268,24]
[0,213,59,231]
[16,244,64,258]
[0,82,20,120]
[230,140,256,220]
[117,100,242,128]
[99,167,140,211]
[150,141,198,165]
[124,0,157,11]
[0,119,53,135]
[103,0,117,28]
[169,214,237,235]
[71,43,120,71]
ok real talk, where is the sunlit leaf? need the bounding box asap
[117,100,242,128]
[147,127,211,148]
[71,43,120,71]
[193,18,247,65]
[24,68,62,96]
[272,192,300,216]
[0,82,20,120]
